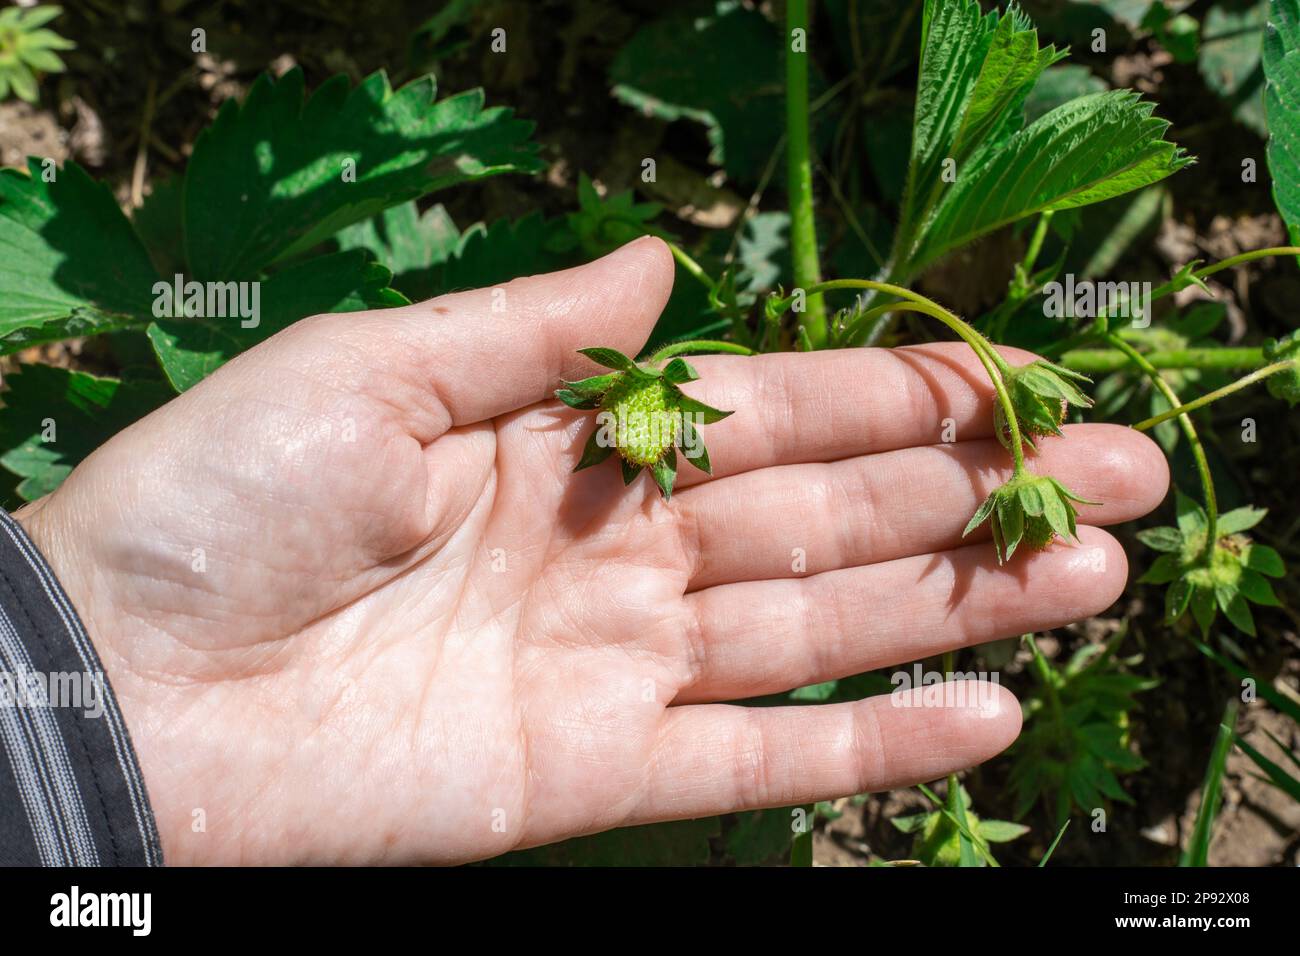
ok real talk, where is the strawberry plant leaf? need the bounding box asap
[335,200,461,301]
[0,364,171,500]
[183,68,542,280]
[146,250,403,392]
[894,0,1189,279]
[1265,0,1300,237]
[0,160,161,355]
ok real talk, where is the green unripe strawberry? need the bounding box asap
[599,375,679,467]
[964,472,1097,563]
[556,347,733,499]
[996,360,1094,451]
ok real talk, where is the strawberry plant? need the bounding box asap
[4,0,1300,865]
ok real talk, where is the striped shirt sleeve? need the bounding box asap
[0,509,163,867]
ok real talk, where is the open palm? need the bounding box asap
[17,237,1168,864]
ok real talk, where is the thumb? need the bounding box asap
[297,235,675,435]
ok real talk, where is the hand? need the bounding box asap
[16,237,1169,864]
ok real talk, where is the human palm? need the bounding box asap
[17,237,1168,864]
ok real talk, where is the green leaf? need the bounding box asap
[1265,0,1300,235]
[1218,589,1257,636]
[132,175,187,279]
[1136,525,1183,552]
[0,160,161,354]
[1181,698,1239,865]
[908,91,1192,275]
[609,3,792,182]
[567,173,662,260]
[434,212,570,293]
[335,201,460,302]
[183,68,541,280]
[726,808,799,865]
[1201,3,1269,135]
[0,365,170,500]
[1025,64,1108,125]
[1235,734,1300,803]
[146,251,400,392]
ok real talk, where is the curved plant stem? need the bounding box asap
[1132,361,1295,431]
[664,240,716,292]
[646,339,758,364]
[1047,246,1300,356]
[1105,333,1218,560]
[774,279,1027,471]
[1059,346,1265,374]
[786,0,828,350]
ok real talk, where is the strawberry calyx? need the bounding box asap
[557,347,733,499]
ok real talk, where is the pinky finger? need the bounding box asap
[633,682,1022,823]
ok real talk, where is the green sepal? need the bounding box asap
[675,394,734,424]
[561,371,621,396]
[662,358,700,384]
[1216,506,1267,535]
[963,491,998,537]
[1175,488,1208,535]
[1165,576,1193,621]
[1018,480,1046,516]
[555,388,604,410]
[1216,589,1255,637]
[997,495,1025,562]
[1136,526,1183,552]
[1244,543,1285,578]
[621,458,643,485]
[578,347,645,375]
[1239,569,1281,607]
[573,428,615,471]
[1138,553,1181,585]
[679,419,712,475]
[1047,476,1099,506]
[652,447,678,499]
[1190,585,1216,635]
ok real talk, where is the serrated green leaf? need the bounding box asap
[146,250,401,392]
[0,365,171,499]
[184,69,541,280]
[335,201,460,301]
[908,91,1191,274]
[0,160,161,353]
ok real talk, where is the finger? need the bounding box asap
[676,423,1166,589]
[632,682,1020,823]
[676,526,1126,703]
[673,342,1042,488]
[279,236,675,440]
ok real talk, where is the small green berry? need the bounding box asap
[556,347,732,499]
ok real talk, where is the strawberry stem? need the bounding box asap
[1106,333,1218,563]
[786,0,828,352]
[1131,360,1296,431]
[646,340,758,364]
[774,279,1026,472]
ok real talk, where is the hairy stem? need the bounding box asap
[786,0,828,350]
[1106,333,1218,561]
[1132,361,1295,431]
[646,340,758,364]
[1059,346,1265,374]
[775,279,1026,471]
